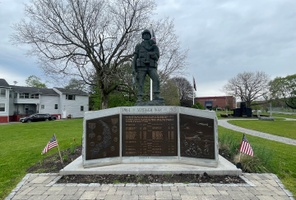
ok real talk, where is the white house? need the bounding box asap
[0,79,89,123]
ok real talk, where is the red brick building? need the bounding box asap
[195,96,236,110]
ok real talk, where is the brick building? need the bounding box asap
[195,96,236,110]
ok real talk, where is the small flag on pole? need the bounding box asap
[239,134,254,156]
[42,135,58,154]
[193,77,197,91]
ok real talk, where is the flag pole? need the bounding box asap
[150,79,153,101]
[54,134,64,165]
[150,25,156,102]
[193,89,195,106]
[193,77,196,106]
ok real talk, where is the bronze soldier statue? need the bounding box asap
[132,29,163,105]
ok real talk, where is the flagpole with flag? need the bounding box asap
[41,134,63,164]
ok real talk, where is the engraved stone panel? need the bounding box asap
[122,114,177,156]
[85,115,120,160]
[180,114,215,159]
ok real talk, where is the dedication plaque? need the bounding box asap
[180,114,215,159]
[85,115,120,160]
[122,114,177,156]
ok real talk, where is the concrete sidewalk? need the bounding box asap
[6,173,294,200]
[218,119,296,146]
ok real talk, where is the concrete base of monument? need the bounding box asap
[60,155,241,176]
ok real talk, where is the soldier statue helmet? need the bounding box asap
[132,28,163,104]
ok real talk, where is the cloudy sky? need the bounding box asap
[1,0,296,97]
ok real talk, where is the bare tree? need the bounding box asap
[13,0,187,109]
[64,78,88,92]
[171,77,193,103]
[153,19,188,82]
[223,71,270,107]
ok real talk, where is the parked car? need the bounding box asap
[20,113,56,123]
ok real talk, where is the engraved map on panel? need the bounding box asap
[122,115,177,156]
[85,115,120,160]
[180,114,215,159]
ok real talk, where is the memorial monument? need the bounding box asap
[81,28,218,168]
[60,28,241,176]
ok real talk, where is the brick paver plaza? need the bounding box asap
[5,118,296,199]
[6,173,294,200]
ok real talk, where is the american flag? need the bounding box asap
[239,134,254,156]
[42,135,58,154]
[193,77,197,91]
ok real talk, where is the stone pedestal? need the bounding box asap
[82,106,218,168]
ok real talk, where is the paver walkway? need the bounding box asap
[5,173,294,200]
[218,119,296,146]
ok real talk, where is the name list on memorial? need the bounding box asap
[122,114,177,156]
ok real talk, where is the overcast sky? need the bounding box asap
[1,0,296,97]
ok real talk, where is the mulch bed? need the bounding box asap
[57,173,245,184]
[28,146,245,184]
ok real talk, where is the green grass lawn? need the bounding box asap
[272,112,296,119]
[0,119,83,200]
[0,118,295,199]
[218,126,296,196]
[216,110,296,120]
[227,120,296,140]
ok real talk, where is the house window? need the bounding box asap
[0,89,6,98]
[30,94,39,99]
[0,103,5,112]
[80,106,84,111]
[55,104,58,109]
[19,93,29,99]
[66,94,75,100]
[41,105,45,109]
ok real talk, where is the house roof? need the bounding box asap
[10,86,59,96]
[0,79,10,87]
[54,88,88,96]
[0,78,88,96]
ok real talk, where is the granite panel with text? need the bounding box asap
[180,114,215,159]
[122,114,177,156]
[85,115,120,160]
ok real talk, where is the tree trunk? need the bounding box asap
[100,90,109,109]
[246,101,251,108]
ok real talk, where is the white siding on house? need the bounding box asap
[9,90,14,115]
[0,88,9,117]
[14,98,40,104]
[61,94,88,118]
[39,95,60,114]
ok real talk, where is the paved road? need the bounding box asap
[218,119,296,146]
